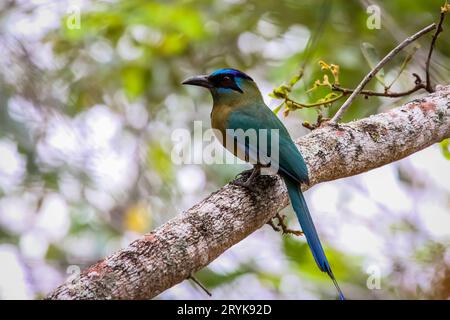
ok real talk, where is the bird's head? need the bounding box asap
[182,68,263,105]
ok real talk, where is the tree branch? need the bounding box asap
[330,23,436,124]
[47,86,450,300]
[425,4,448,92]
[331,79,426,98]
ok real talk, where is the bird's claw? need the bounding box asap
[231,166,261,191]
[234,168,254,180]
[267,213,304,237]
[231,179,254,190]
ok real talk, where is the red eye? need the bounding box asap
[221,76,232,85]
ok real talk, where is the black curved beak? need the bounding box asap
[182,75,213,89]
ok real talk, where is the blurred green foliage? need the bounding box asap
[441,139,450,160]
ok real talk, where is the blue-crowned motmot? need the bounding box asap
[182,68,345,300]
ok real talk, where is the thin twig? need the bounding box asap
[188,274,212,297]
[332,83,426,98]
[286,94,344,110]
[385,45,419,90]
[330,23,436,124]
[302,114,330,131]
[425,4,448,92]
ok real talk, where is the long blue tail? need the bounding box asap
[283,176,345,300]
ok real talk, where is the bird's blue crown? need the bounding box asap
[210,68,253,81]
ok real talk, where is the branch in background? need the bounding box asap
[329,23,436,124]
[188,274,212,297]
[332,73,426,98]
[288,72,427,118]
[47,86,450,300]
[274,7,447,121]
[426,3,449,92]
[285,94,343,110]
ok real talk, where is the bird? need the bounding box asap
[182,68,345,300]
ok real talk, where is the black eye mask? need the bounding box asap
[209,74,244,93]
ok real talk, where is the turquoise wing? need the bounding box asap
[226,104,309,184]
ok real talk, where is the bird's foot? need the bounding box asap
[231,179,256,191]
[267,213,303,237]
[231,165,260,191]
[233,168,254,180]
[266,219,281,232]
[231,179,253,189]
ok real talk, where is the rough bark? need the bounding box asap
[47,85,450,300]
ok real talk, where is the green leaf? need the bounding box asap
[159,33,187,55]
[289,70,304,87]
[42,171,59,190]
[282,236,353,281]
[195,267,249,288]
[272,102,285,115]
[46,244,65,261]
[122,65,147,100]
[440,139,450,160]
[361,42,385,86]
[146,143,173,181]
[283,236,320,279]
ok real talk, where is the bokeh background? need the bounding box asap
[0,0,449,300]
